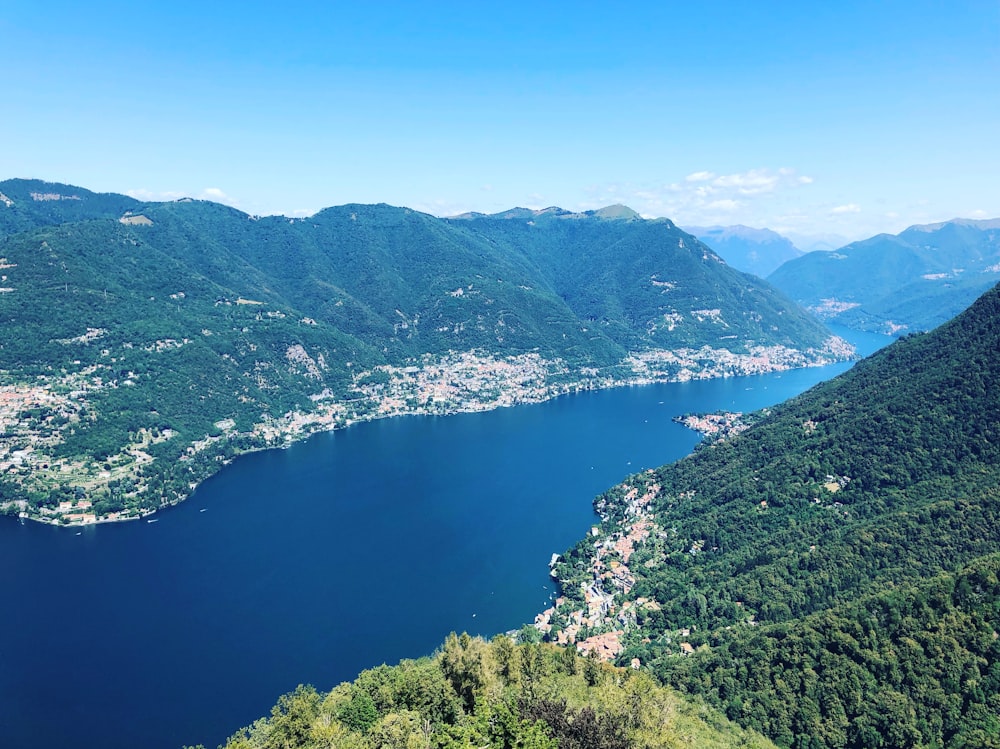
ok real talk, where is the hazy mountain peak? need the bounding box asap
[450,204,642,222]
[907,217,1000,232]
[683,224,803,277]
[684,224,794,245]
[588,204,641,220]
[769,217,1000,334]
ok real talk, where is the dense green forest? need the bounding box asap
[658,556,1000,748]
[0,179,846,522]
[0,178,140,238]
[547,281,1000,747]
[449,207,828,352]
[195,635,776,749]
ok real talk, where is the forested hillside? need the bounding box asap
[659,556,1000,748]
[545,282,1000,748]
[0,180,848,523]
[0,178,140,238]
[769,218,1000,334]
[449,207,825,351]
[204,635,777,749]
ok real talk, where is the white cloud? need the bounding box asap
[676,168,816,200]
[574,170,969,241]
[831,203,861,214]
[125,188,186,202]
[411,198,475,217]
[125,186,242,209]
[198,188,244,209]
[712,169,780,195]
[707,199,741,211]
[685,171,716,182]
[578,168,814,228]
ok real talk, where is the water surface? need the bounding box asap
[0,327,890,748]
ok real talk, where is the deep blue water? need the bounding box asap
[0,327,890,749]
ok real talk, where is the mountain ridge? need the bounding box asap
[769,216,1000,334]
[450,203,645,222]
[0,178,141,238]
[0,179,848,525]
[683,224,804,277]
[907,216,1000,232]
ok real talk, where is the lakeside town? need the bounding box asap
[533,419,856,664]
[0,335,851,526]
[534,472,668,664]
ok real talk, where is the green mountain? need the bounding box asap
[768,218,1000,334]
[448,207,832,353]
[0,178,140,238]
[0,182,848,523]
[544,281,1000,747]
[209,634,777,749]
[684,224,804,278]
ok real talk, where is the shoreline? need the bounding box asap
[5,339,854,528]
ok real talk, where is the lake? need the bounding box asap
[0,328,890,748]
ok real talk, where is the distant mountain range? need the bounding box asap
[684,224,804,278]
[782,231,852,254]
[0,180,847,523]
[768,218,1000,334]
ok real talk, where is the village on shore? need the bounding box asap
[1,337,850,527]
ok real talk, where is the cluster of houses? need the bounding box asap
[534,474,696,663]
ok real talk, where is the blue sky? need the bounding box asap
[2,1,998,244]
